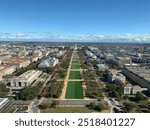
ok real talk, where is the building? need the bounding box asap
[114,78,147,95]
[57,50,66,57]
[116,57,132,66]
[108,69,126,83]
[124,85,132,95]
[30,55,39,62]
[0,65,16,81]
[96,64,109,71]
[0,98,14,113]
[122,66,150,92]
[124,85,147,95]
[132,85,147,94]
[105,53,114,60]
[85,50,97,59]
[10,70,42,89]
[38,57,58,68]
[4,57,31,69]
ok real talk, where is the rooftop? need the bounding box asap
[126,66,150,82]
[0,98,9,109]
[17,70,41,80]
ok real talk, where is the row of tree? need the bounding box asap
[0,83,9,97]
[88,101,110,112]
[41,79,64,98]
[78,50,103,100]
[106,83,124,99]
[41,51,72,98]
[18,82,43,100]
[85,80,103,99]
[83,70,95,80]
[78,50,90,69]
[38,100,59,109]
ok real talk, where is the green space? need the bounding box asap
[71,63,80,69]
[83,70,95,80]
[65,81,83,99]
[41,107,95,113]
[18,82,44,100]
[0,83,9,97]
[72,58,79,60]
[69,71,81,79]
[72,60,79,64]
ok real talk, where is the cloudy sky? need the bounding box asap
[0,0,150,42]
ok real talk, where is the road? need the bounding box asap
[28,99,40,113]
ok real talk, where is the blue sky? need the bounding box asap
[0,0,150,42]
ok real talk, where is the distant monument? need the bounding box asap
[74,44,77,50]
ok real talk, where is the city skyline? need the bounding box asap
[0,0,150,42]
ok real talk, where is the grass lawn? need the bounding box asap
[71,64,80,69]
[72,57,79,60]
[69,71,81,79]
[72,60,79,64]
[65,81,83,99]
[41,107,96,113]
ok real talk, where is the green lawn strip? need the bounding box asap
[72,57,79,60]
[69,71,81,79]
[72,60,79,64]
[71,64,80,69]
[65,81,83,99]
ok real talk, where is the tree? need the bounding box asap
[18,82,43,100]
[89,102,96,109]
[0,83,9,97]
[109,91,120,98]
[123,102,135,113]
[96,101,110,112]
[39,100,52,109]
[106,84,117,91]
[46,67,54,74]
[106,84,123,98]
[135,92,147,101]
[51,100,59,108]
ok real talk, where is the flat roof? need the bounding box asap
[126,66,150,82]
[0,98,9,109]
[17,70,41,80]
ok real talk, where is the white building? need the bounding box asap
[86,50,97,59]
[57,50,66,57]
[38,57,58,68]
[96,64,109,71]
[124,85,147,95]
[105,54,114,60]
[124,86,132,95]
[108,70,126,83]
[10,70,42,89]
[0,65,16,81]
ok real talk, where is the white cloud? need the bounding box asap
[1,32,150,42]
[15,33,31,38]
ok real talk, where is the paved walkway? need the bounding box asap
[59,51,74,99]
[32,73,44,86]
[68,79,84,81]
